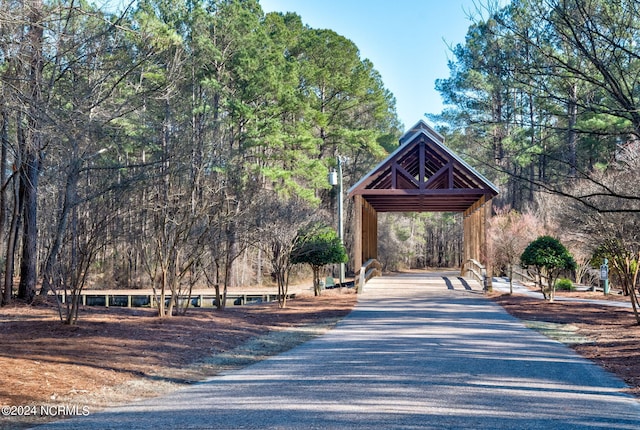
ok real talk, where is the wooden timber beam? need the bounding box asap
[352,195,378,271]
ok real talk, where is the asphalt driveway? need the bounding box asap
[33,272,640,429]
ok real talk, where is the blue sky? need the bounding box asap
[260,0,483,130]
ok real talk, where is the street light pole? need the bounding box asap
[329,156,346,286]
[337,156,345,285]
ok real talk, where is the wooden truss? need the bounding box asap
[348,120,499,271]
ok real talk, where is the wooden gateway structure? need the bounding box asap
[347,120,499,277]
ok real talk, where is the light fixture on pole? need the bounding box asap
[328,169,338,186]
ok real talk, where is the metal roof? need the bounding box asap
[348,120,499,213]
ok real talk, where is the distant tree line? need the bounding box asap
[435,0,640,213]
[437,0,640,316]
[6,0,638,320]
[383,0,640,272]
[0,0,400,317]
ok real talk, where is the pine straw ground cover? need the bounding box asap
[0,289,356,429]
[1,286,640,428]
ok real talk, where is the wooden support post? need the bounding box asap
[353,195,363,271]
[363,199,370,265]
[462,195,487,269]
[352,196,379,273]
[362,198,378,263]
[484,199,493,290]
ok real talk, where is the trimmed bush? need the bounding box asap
[521,235,576,301]
[555,278,574,291]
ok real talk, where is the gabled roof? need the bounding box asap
[348,120,499,212]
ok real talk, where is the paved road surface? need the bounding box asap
[33,272,640,429]
[492,276,632,308]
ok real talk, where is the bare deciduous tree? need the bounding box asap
[549,153,640,322]
[52,200,114,325]
[487,207,543,294]
[257,195,322,308]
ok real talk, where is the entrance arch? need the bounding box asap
[348,120,498,274]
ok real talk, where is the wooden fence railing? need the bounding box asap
[53,291,295,308]
[462,259,488,291]
[355,259,382,293]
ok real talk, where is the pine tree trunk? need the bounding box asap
[2,181,19,305]
[567,83,578,178]
[41,161,80,296]
[17,0,44,303]
[17,154,38,302]
[0,110,8,305]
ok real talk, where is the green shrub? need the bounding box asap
[555,278,574,291]
[521,235,576,301]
